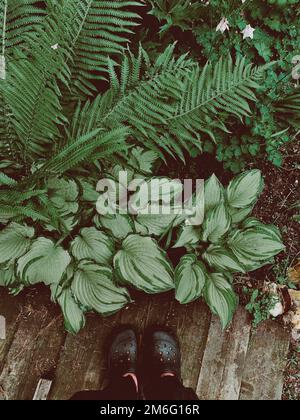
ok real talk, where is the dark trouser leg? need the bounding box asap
[70,376,138,400]
[143,376,199,400]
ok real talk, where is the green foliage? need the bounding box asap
[148,0,300,171]
[0,1,290,333]
[0,163,285,332]
[148,0,203,33]
[244,288,278,329]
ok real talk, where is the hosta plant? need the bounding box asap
[0,159,285,333]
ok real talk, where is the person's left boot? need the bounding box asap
[108,327,138,382]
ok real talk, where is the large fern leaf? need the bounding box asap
[0,0,45,54]
[67,48,267,160]
[55,0,144,97]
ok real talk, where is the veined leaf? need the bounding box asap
[0,263,16,287]
[228,224,285,267]
[228,205,254,224]
[71,227,114,265]
[72,261,131,316]
[47,178,79,216]
[95,214,134,240]
[203,245,245,273]
[202,203,231,243]
[175,255,207,304]
[173,225,202,249]
[204,273,238,329]
[227,170,264,209]
[128,147,158,174]
[0,223,34,264]
[17,238,71,285]
[136,208,178,237]
[114,234,174,294]
[51,285,85,335]
[204,174,224,212]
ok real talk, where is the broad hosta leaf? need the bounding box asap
[0,263,16,287]
[204,174,224,212]
[228,205,254,224]
[203,245,245,273]
[204,273,238,329]
[0,223,35,264]
[71,227,114,264]
[72,261,131,316]
[228,224,285,268]
[95,214,134,240]
[114,235,174,294]
[202,203,231,243]
[173,225,202,249]
[17,238,71,285]
[227,170,264,209]
[78,179,99,203]
[175,255,207,304]
[51,285,85,335]
[47,177,79,216]
[136,209,178,237]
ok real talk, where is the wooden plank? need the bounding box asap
[49,311,121,400]
[0,287,65,400]
[164,299,211,391]
[0,289,24,391]
[196,306,251,400]
[33,379,52,400]
[239,320,290,400]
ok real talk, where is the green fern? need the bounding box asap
[50,0,145,97]
[274,91,300,128]
[69,47,268,160]
[0,0,45,54]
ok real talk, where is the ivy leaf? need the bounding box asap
[51,285,85,335]
[0,223,35,264]
[72,261,131,315]
[71,227,114,264]
[204,273,238,329]
[203,245,246,273]
[204,174,224,212]
[175,255,207,304]
[114,234,174,294]
[17,238,71,285]
[226,170,264,209]
[202,203,231,243]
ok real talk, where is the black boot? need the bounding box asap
[108,327,138,379]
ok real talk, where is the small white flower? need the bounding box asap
[242,0,246,3]
[241,24,255,40]
[51,43,59,50]
[216,17,229,34]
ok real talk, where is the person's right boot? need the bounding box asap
[142,327,182,392]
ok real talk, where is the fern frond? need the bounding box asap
[168,56,266,148]
[68,49,264,160]
[274,92,300,128]
[0,0,45,54]
[56,0,145,97]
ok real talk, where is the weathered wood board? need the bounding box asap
[0,287,291,400]
[239,320,290,400]
[196,307,251,400]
